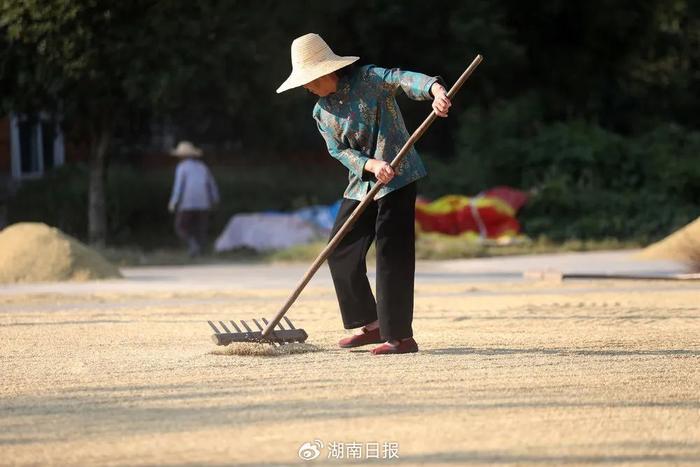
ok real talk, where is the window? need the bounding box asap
[10,112,64,179]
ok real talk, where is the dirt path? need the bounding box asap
[1,262,699,465]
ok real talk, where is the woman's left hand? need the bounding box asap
[366,159,395,184]
[431,83,451,117]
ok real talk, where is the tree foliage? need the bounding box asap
[3,0,696,151]
[1,0,698,243]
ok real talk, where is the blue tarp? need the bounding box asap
[293,200,342,232]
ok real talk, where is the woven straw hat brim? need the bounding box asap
[276,56,359,93]
[170,142,203,158]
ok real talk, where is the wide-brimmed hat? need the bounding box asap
[170,141,203,158]
[276,33,359,93]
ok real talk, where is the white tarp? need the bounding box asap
[214,213,320,252]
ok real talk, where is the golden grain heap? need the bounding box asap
[0,223,122,283]
[638,217,700,269]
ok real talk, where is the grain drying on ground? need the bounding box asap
[0,276,699,465]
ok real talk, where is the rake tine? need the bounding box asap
[261,317,277,328]
[218,321,231,333]
[260,318,282,347]
[261,318,282,346]
[283,316,296,329]
[238,320,274,345]
[208,321,221,334]
[229,321,243,333]
[251,319,264,331]
[262,317,286,333]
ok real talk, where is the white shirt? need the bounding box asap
[168,159,220,210]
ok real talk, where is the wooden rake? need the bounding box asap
[208,317,308,346]
[209,54,483,347]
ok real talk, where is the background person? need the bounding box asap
[168,141,220,256]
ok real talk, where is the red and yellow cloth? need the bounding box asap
[415,187,528,239]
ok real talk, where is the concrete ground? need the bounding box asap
[1,250,699,466]
[0,250,687,296]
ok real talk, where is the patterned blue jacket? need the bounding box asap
[313,65,440,200]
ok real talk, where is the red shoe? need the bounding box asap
[338,327,383,348]
[371,338,419,355]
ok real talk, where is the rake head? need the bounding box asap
[208,316,308,346]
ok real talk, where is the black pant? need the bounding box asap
[174,209,209,254]
[327,182,416,341]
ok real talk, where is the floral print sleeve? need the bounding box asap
[368,66,439,101]
[314,117,370,179]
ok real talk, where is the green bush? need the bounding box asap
[422,97,700,242]
[6,164,89,235]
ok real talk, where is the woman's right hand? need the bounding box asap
[366,159,395,184]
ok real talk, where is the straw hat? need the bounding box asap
[170,141,203,158]
[276,33,359,93]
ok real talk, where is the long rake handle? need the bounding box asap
[262,54,483,338]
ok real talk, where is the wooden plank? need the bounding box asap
[524,270,700,282]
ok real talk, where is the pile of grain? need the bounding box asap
[0,223,122,283]
[210,342,321,357]
[638,217,700,269]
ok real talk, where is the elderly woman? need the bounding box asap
[277,34,451,355]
